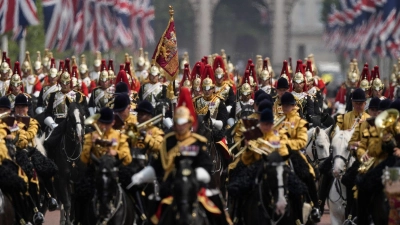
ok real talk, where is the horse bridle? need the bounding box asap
[96,184,124,225]
[305,130,328,166]
[61,117,83,166]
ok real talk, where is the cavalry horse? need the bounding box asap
[44,102,85,225]
[237,151,288,225]
[84,154,136,225]
[197,114,229,198]
[158,159,210,225]
[329,126,355,225]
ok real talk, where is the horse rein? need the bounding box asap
[96,184,124,225]
[305,130,328,166]
[256,175,285,225]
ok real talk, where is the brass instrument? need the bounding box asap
[126,114,163,143]
[359,109,400,174]
[84,114,103,137]
[84,114,111,155]
[273,115,286,129]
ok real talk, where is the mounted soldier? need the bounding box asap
[138,65,167,108]
[71,65,89,97]
[0,52,11,97]
[88,60,114,116]
[213,56,235,115]
[190,62,204,98]
[90,51,102,83]
[21,51,42,99]
[33,51,46,84]
[258,58,277,98]
[135,48,149,83]
[229,70,255,125]
[112,65,140,111]
[79,54,96,96]
[36,58,60,115]
[44,62,88,131]
[305,60,323,115]
[358,65,372,110]
[370,65,386,100]
[335,59,360,114]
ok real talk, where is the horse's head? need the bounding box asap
[331,126,355,178]
[261,151,288,216]
[196,114,212,137]
[306,126,331,162]
[67,102,85,142]
[173,159,199,225]
[92,154,120,220]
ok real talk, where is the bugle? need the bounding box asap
[84,114,103,137]
[126,114,163,139]
[273,115,286,128]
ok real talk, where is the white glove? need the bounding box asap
[127,166,156,189]
[226,105,232,114]
[227,118,235,127]
[163,117,173,129]
[211,118,223,130]
[35,107,44,114]
[195,167,211,183]
[88,107,95,116]
[44,117,58,129]
[38,73,45,80]
[33,91,40,98]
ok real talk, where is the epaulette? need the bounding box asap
[215,94,224,100]
[164,131,176,140]
[23,93,31,98]
[193,95,202,102]
[224,80,233,87]
[336,114,344,123]
[74,90,85,103]
[191,133,207,143]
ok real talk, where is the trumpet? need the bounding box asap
[84,114,104,137]
[126,114,163,140]
[84,114,112,155]
[273,115,286,129]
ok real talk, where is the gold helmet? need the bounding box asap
[371,65,384,91]
[241,83,252,96]
[213,56,225,79]
[99,60,109,82]
[358,66,370,91]
[34,51,42,71]
[347,61,360,83]
[79,54,88,74]
[49,58,58,78]
[43,49,50,69]
[71,66,79,88]
[108,59,115,80]
[293,60,305,84]
[94,51,101,67]
[201,65,215,90]
[305,60,313,83]
[181,65,192,89]
[10,62,22,87]
[21,51,32,74]
[280,60,291,83]
[150,65,160,76]
[260,59,270,81]
[60,58,71,85]
[137,48,145,67]
[0,52,9,74]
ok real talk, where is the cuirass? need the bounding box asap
[142,83,163,104]
[194,96,220,119]
[94,88,113,109]
[8,94,16,109]
[238,102,255,118]
[0,80,9,97]
[54,92,67,116]
[215,84,229,100]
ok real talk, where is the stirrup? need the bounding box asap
[309,207,321,223]
[33,208,44,224]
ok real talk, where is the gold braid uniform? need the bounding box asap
[0,123,10,164]
[16,118,39,149]
[335,111,370,131]
[273,99,283,118]
[276,107,315,177]
[6,120,29,150]
[349,120,370,161]
[233,113,258,151]
[81,128,132,166]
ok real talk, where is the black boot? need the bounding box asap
[318,173,333,213]
[303,173,321,223]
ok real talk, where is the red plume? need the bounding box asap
[374,65,380,79]
[2,52,6,63]
[58,60,65,73]
[179,67,191,88]
[50,58,56,69]
[108,59,114,71]
[245,59,253,71]
[295,60,304,74]
[280,60,291,83]
[177,87,198,131]
[358,66,370,88]
[184,63,190,75]
[190,62,204,81]
[370,67,376,81]
[64,58,71,74]
[306,60,313,74]
[200,64,215,87]
[71,65,78,88]
[6,57,10,67]
[202,56,208,65]
[115,64,130,88]
[241,70,251,86]
[212,56,226,76]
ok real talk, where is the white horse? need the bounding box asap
[328,126,355,225]
[305,126,332,167]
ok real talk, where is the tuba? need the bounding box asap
[359,109,400,174]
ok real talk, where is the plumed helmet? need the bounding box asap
[358,66,370,91]
[371,65,384,91]
[94,51,102,67]
[49,58,58,78]
[79,54,88,74]
[34,51,42,71]
[260,59,270,81]
[175,87,197,130]
[293,60,305,84]
[240,83,252,96]
[21,51,31,73]
[10,62,22,87]
[99,60,109,82]
[213,56,226,79]
[0,52,9,74]
[137,48,145,67]
[305,60,313,83]
[108,59,115,80]
[201,65,215,90]
[150,65,160,76]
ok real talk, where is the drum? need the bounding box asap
[383,167,400,225]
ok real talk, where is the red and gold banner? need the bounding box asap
[152,6,179,81]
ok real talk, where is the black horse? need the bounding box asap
[85,154,136,225]
[0,188,15,225]
[158,159,209,225]
[230,151,289,225]
[197,114,229,198]
[44,102,85,225]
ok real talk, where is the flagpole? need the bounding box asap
[1,36,8,53]
[19,37,26,62]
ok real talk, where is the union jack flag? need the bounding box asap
[0,0,39,40]
[43,0,155,53]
